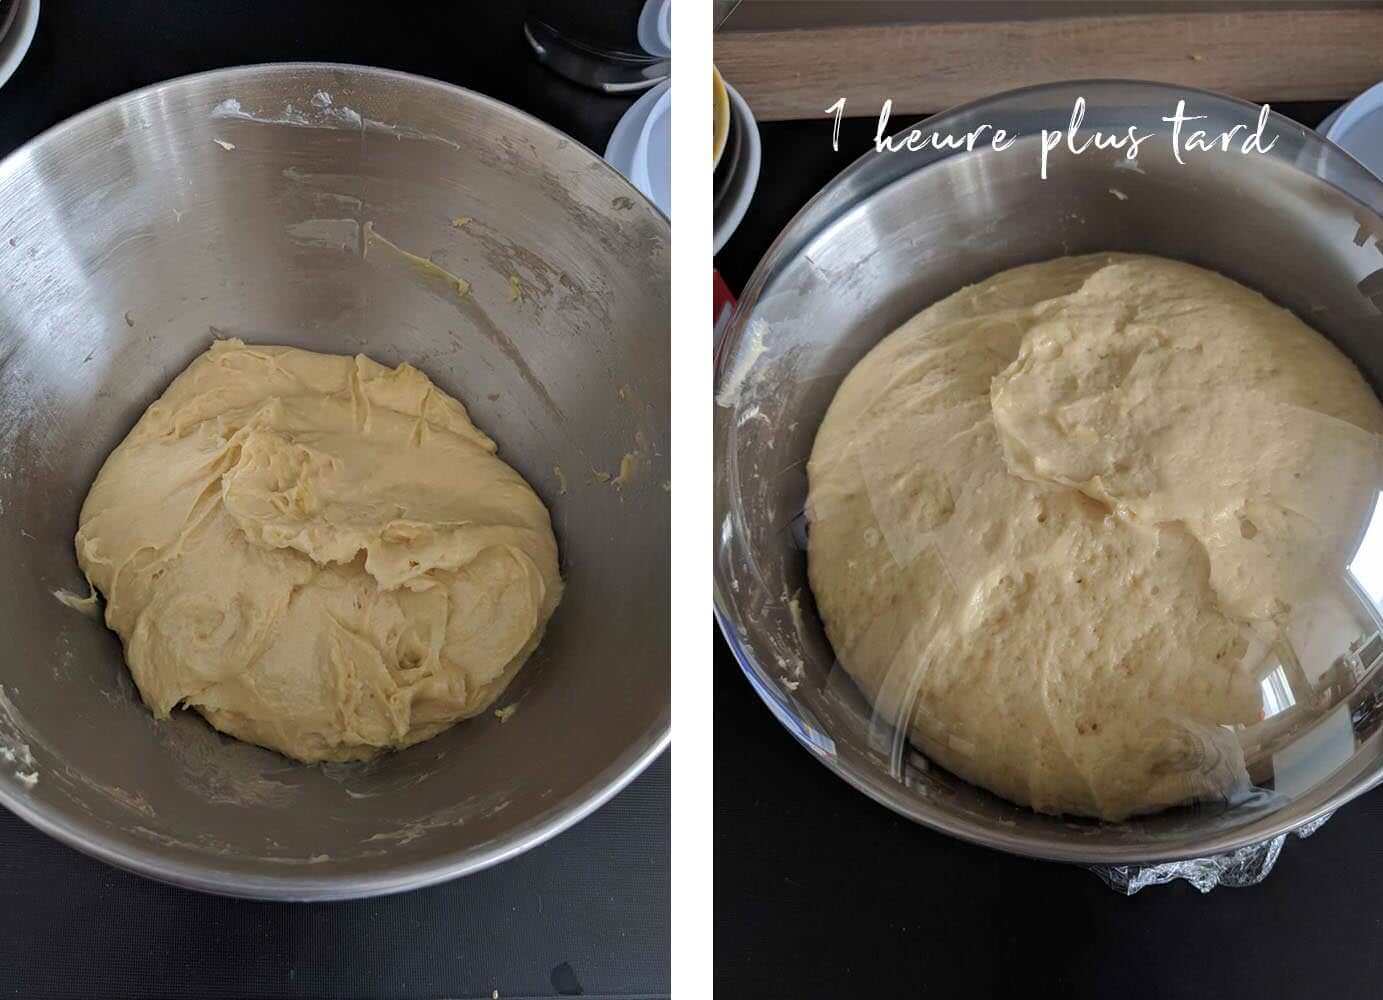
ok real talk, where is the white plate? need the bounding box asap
[605,78,671,218]
[0,0,38,92]
[1324,79,1383,180]
[637,0,671,59]
[637,86,671,216]
[713,82,760,255]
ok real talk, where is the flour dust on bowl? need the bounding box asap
[714,81,1383,867]
[0,63,670,899]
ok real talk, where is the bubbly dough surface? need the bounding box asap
[807,254,1383,820]
[77,339,562,763]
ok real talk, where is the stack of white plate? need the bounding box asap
[0,0,38,92]
[1317,80,1383,181]
[605,78,671,218]
[714,81,760,254]
[637,0,671,60]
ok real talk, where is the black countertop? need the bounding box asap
[0,3,668,998]
[714,105,1383,1000]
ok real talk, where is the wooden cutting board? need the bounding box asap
[716,1,1383,120]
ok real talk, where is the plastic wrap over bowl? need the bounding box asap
[715,80,1383,872]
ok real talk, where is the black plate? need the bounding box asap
[0,1,17,46]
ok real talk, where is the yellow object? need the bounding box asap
[75,339,563,763]
[713,67,731,168]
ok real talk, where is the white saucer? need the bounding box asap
[713,82,760,255]
[605,78,671,218]
[637,0,671,59]
[0,0,38,92]
[1320,79,1383,180]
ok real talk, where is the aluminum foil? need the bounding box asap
[1091,813,1334,894]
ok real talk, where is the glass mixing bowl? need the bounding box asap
[714,80,1383,865]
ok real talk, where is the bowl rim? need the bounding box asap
[0,60,671,900]
[0,59,669,224]
[714,77,1383,866]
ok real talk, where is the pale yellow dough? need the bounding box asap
[807,254,1383,820]
[77,339,562,763]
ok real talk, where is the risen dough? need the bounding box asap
[807,254,1383,820]
[77,339,562,763]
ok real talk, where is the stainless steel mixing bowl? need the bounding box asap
[0,63,669,899]
[715,81,1383,865]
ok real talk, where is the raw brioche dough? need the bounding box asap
[77,339,562,763]
[807,254,1383,821]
